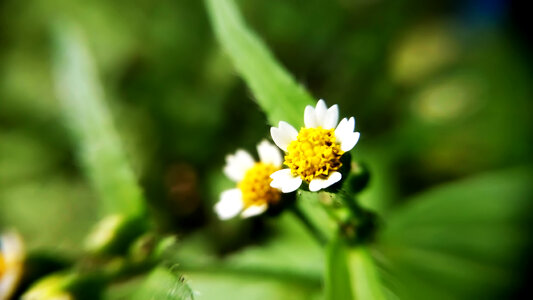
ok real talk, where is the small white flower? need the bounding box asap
[215,140,283,219]
[0,231,25,300]
[270,99,360,192]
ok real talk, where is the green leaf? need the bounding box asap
[205,0,315,127]
[183,270,319,300]
[376,167,533,299]
[347,247,386,300]
[0,176,98,254]
[325,238,353,300]
[51,23,145,217]
[172,213,323,299]
[325,239,386,300]
[133,267,194,300]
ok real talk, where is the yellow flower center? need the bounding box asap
[0,253,5,277]
[285,127,344,182]
[238,163,281,208]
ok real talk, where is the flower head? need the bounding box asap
[270,99,360,192]
[1,231,25,300]
[215,140,283,219]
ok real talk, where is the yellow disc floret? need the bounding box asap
[239,163,281,208]
[285,127,344,182]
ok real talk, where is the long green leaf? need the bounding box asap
[205,0,314,127]
[347,247,386,300]
[173,213,323,299]
[326,239,386,300]
[52,23,145,217]
[325,238,353,300]
[376,167,533,299]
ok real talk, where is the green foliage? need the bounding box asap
[174,213,323,300]
[0,176,98,254]
[132,267,194,300]
[205,0,315,127]
[51,23,145,217]
[1,0,533,299]
[347,247,386,300]
[376,167,533,299]
[325,237,353,300]
[326,239,386,300]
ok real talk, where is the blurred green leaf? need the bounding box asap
[173,213,323,299]
[0,130,62,185]
[347,247,386,300]
[0,176,98,254]
[326,239,386,300]
[375,167,533,299]
[325,237,353,300]
[51,23,145,217]
[183,270,319,300]
[205,0,314,127]
[132,266,193,300]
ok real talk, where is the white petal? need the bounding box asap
[270,169,302,193]
[304,105,318,128]
[271,121,298,151]
[335,117,359,151]
[308,172,342,192]
[214,189,244,220]
[257,140,283,167]
[335,117,355,139]
[241,204,268,218]
[321,104,339,129]
[340,132,360,152]
[223,150,255,182]
[314,99,328,122]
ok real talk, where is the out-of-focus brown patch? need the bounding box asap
[165,163,201,217]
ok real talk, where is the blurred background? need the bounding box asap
[1,0,532,299]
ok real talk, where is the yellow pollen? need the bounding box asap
[285,127,344,182]
[238,163,281,208]
[0,253,5,277]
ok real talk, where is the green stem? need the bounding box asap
[289,205,327,246]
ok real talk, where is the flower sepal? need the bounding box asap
[345,160,370,195]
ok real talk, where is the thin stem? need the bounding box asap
[289,205,327,246]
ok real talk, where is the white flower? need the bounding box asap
[215,140,283,220]
[270,99,360,192]
[0,231,25,300]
